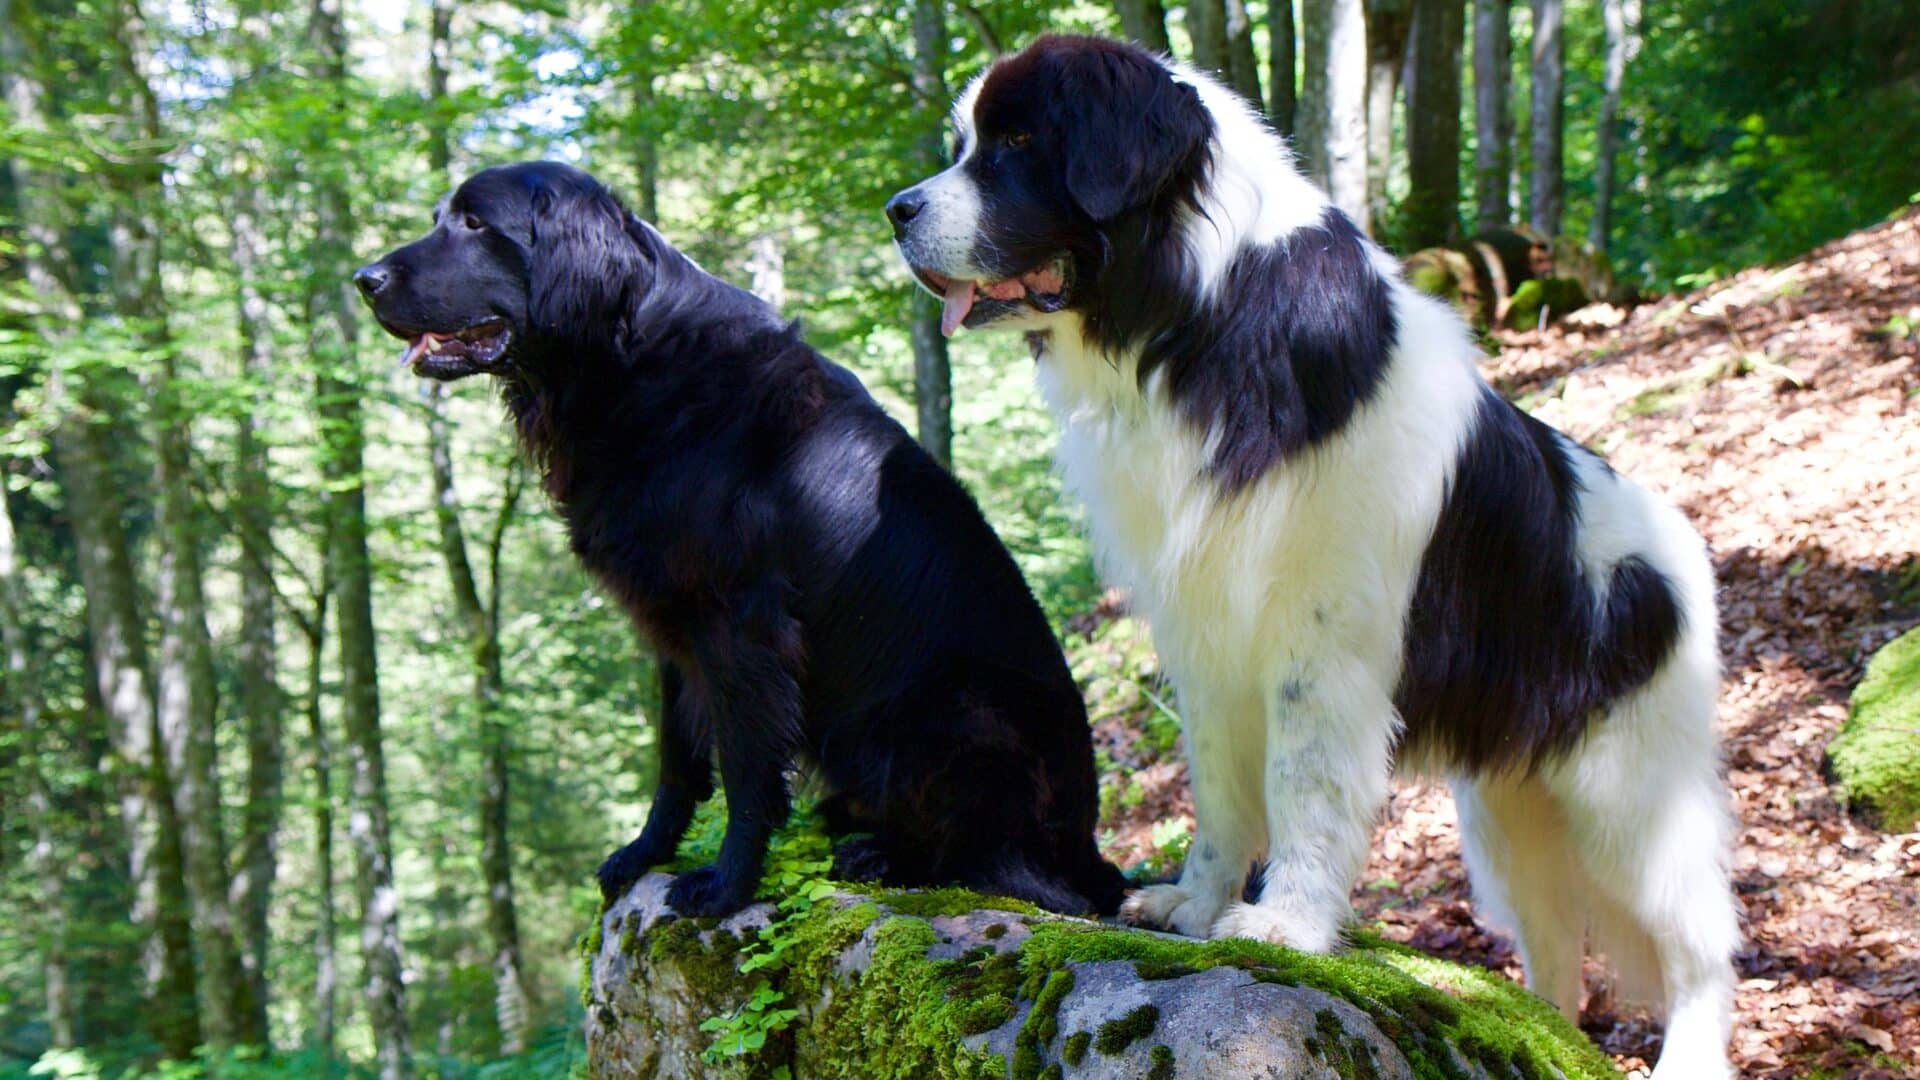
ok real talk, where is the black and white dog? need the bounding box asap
[888,36,1735,1077]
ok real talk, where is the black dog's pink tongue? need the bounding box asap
[940,279,976,337]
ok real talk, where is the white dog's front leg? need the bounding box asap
[1121,685,1265,937]
[1211,662,1394,953]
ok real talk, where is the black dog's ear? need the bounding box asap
[1064,61,1212,222]
[527,184,652,343]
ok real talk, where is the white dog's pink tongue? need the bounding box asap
[940,279,976,337]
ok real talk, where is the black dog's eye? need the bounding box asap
[1002,131,1032,150]
[462,212,486,231]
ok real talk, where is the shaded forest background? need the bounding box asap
[0,0,1914,1076]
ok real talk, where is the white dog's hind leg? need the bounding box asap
[1121,685,1266,937]
[1545,678,1737,1080]
[1453,774,1588,1021]
[1210,660,1393,953]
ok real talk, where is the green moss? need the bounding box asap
[1146,1044,1176,1080]
[796,915,1007,1078]
[1312,1009,1383,1080]
[599,813,1613,1079]
[1133,958,1196,981]
[1026,968,1076,1049]
[999,923,1613,1080]
[1829,625,1920,831]
[1505,277,1589,330]
[1093,1003,1159,1055]
[1062,1031,1091,1066]
[1038,1064,1063,1080]
[1010,1042,1044,1080]
[983,923,1008,940]
[875,887,1043,919]
[578,916,605,1008]
[619,924,639,957]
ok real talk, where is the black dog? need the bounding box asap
[354,162,1126,918]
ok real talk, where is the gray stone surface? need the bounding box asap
[583,873,1596,1080]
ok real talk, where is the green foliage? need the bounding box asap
[4,0,1911,1072]
[1828,625,1920,832]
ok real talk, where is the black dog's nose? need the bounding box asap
[352,264,391,299]
[885,190,927,235]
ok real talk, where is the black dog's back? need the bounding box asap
[411,163,1125,917]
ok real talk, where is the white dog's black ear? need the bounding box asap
[1064,66,1211,222]
[528,184,651,341]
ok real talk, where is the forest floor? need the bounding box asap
[1089,207,1920,1078]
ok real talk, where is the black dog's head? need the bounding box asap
[355,161,658,380]
[884,35,1214,337]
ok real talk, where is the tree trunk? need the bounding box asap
[299,579,339,1056]
[1300,0,1370,230]
[0,6,74,1045]
[55,391,202,1058]
[228,163,283,1049]
[423,14,535,1048]
[1527,0,1563,237]
[4,0,200,1054]
[1363,0,1413,238]
[633,75,661,223]
[309,0,412,1073]
[909,0,954,470]
[1112,0,1171,53]
[1269,0,1297,135]
[1,466,74,1046]
[1222,0,1264,107]
[1471,0,1512,231]
[106,0,246,1045]
[1403,0,1465,248]
[1186,0,1227,76]
[1590,0,1638,253]
[424,387,535,1054]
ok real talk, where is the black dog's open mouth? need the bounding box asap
[913,261,1071,337]
[392,320,513,380]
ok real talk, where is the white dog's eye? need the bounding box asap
[1003,131,1032,150]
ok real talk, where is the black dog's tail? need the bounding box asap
[970,844,1130,918]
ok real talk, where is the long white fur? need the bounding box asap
[933,53,1738,1078]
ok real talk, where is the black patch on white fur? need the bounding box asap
[1125,210,1397,491]
[1394,393,1684,770]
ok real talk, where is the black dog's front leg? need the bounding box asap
[664,609,804,918]
[598,663,714,902]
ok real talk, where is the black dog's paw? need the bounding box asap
[596,840,666,903]
[830,835,891,883]
[664,865,753,918]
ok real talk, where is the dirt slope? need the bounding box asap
[1095,208,1920,1078]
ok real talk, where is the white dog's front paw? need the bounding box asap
[1119,884,1225,938]
[1209,902,1341,952]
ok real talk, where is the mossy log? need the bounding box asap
[583,873,1617,1079]
[1827,624,1920,832]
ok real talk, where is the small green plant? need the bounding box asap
[691,807,837,1065]
[698,980,802,1061]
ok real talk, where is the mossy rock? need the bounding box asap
[1404,248,1489,327]
[583,873,1618,1078]
[1504,277,1590,331]
[1828,624,1920,832]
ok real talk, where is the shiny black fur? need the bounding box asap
[356,162,1125,917]
[1395,394,1684,770]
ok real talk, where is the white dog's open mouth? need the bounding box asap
[914,262,1070,336]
